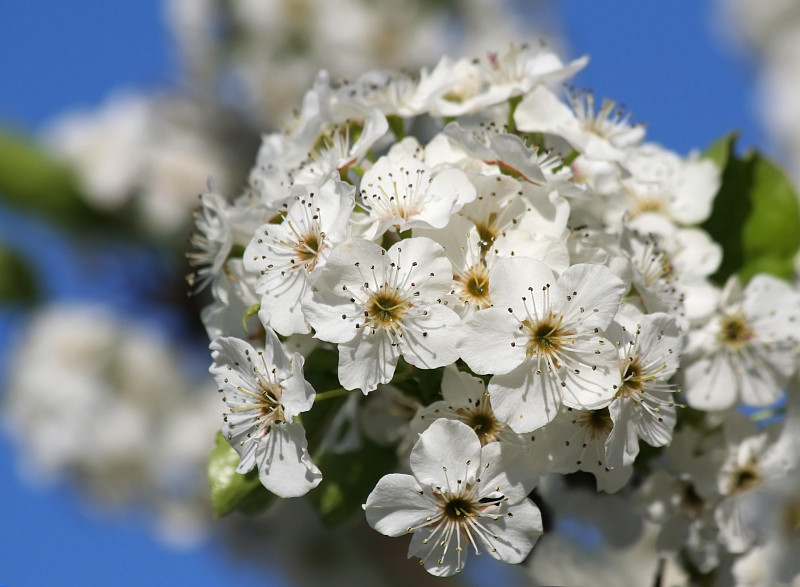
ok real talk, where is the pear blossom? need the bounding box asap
[244,177,355,335]
[604,307,683,468]
[635,427,724,573]
[459,256,625,433]
[683,274,800,410]
[180,40,800,581]
[186,183,234,292]
[712,415,798,554]
[528,406,633,492]
[364,419,543,576]
[303,237,461,393]
[409,366,525,447]
[620,143,721,225]
[514,85,645,162]
[358,140,476,239]
[210,331,321,497]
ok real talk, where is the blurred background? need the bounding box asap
[0,0,793,585]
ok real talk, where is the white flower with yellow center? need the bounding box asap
[410,366,525,447]
[243,177,354,336]
[303,237,461,393]
[209,330,321,498]
[683,274,800,410]
[364,419,543,576]
[604,306,683,468]
[528,406,633,492]
[459,256,625,433]
[358,141,476,240]
[414,215,496,316]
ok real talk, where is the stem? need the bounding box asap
[553,149,580,173]
[314,387,350,403]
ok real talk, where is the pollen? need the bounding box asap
[455,264,491,308]
[366,285,412,329]
[522,314,571,359]
[577,407,613,439]
[729,460,762,494]
[457,399,505,445]
[719,313,754,351]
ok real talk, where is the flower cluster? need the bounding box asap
[194,45,800,579]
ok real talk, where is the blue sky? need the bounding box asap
[0,1,766,585]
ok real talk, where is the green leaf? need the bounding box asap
[703,131,732,171]
[306,438,398,527]
[386,115,406,141]
[0,246,38,303]
[702,133,800,283]
[0,127,105,230]
[739,154,800,281]
[207,432,274,517]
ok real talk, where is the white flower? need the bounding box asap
[459,257,625,432]
[514,86,645,162]
[713,416,796,554]
[604,306,683,468]
[358,140,476,240]
[414,215,495,315]
[443,123,547,185]
[620,143,720,226]
[186,182,234,292]
[244,177,355,335]
[528,406,633,492]
[291,109,389,186]
[410,365,525,447]
[303,237,461,393]
[622,215,722,324]
[683,274,800,410]
[200,258,261,341]
[209,330,321,497]
[363,419,543,576]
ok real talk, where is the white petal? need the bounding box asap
[258,267,311,336]
[556,264,625,331]
[337,330,399,393]
[515,85,578,135]
[474,500,543,564]
[441,366,485,405]
[489,361,561,433]
[255,422,322,498]
[399,304,461,369]
[684,355,738,411]
[459,308,526,375]
[489,256,556,314]
[302,289,361,344]
[409,419,481,488]
[408,524,468,577]
[386,237,454,299]
[364,474,434,537]
[606,398,641,468]
[477,442,539,502]
[279,353,316,419]
[559,339,621,409]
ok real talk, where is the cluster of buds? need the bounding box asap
[192,45,800,580]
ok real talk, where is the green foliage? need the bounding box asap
[307,438,398,527]
[0,128,106,231]
[0,246,37,303]
[703,133,800,283]
[207,432,274,517]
